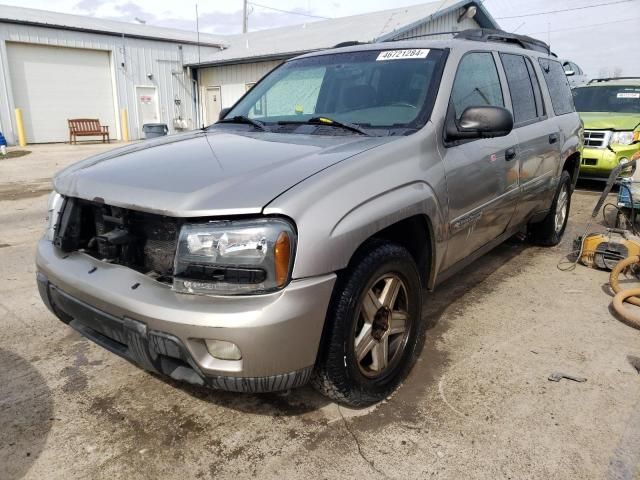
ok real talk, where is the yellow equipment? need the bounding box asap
[578,231,640,270]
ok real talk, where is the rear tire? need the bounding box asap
[311,241,423,407]
[529,170,572,246]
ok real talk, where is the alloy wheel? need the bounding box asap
[554,183,569,233]
[353,274,411,378]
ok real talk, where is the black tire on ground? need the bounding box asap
[529,170,572,247]
[311,240,424,407]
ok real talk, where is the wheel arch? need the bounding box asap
[346,214,435,289]
[321,181,444,290]
[563,150,581,190]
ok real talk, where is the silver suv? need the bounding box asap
[37,30,582,406]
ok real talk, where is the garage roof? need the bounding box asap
[189,0,498,67]
[0,4,228,47]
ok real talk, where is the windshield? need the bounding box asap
[223,48,445,135]
[573,85,640,113]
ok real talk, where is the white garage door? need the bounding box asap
[6,43,117,143]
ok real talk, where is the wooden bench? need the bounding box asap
[68,119,110,144]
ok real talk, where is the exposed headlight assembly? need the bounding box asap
[173,218,296,295]
[45,191,64,242]
[610,131,635,146]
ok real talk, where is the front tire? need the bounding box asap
[529,170,572,246]
[311,241,423,407]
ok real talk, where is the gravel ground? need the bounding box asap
[1,143,639,480]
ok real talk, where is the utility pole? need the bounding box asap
[195,3,201,63]
[242,0,248,33]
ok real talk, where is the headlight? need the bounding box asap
[45,191,64,241]
[610,131,635,146]
[173,218,296,295]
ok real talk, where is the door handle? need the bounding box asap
[549,133,559,144]
[505,147,517,161]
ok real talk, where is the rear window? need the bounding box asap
[573,85,640,114]
[538,58,575,116]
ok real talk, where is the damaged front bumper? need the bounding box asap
[36,239,336,392]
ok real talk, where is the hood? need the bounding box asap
[54,129,392,217]
[579,112,640,131]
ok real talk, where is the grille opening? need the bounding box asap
[584,130,610,148]
[54,198,180,281]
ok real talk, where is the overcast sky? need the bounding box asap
[2,0,639,76]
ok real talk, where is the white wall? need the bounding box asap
[0,22,221,144]
[198,60,283,112]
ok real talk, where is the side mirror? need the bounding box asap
[445,106,513,142]
[219,107,231,121]
[564,70,575,77]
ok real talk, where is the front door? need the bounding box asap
[136,86,159,134]
[205,86,222,125]
[441,51,519,269]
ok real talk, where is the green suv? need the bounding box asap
[574,78,640,179]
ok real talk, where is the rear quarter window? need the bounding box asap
[538,58,575,116]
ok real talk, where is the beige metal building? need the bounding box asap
[191,0,498,124]
[0,5,226,144]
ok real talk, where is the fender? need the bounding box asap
[328,181,445,283]
[264,126,449,280]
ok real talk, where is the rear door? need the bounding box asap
[205,86,222,124]
[136,86,159,134]
[498,53,560,226]
[441,51,519,269]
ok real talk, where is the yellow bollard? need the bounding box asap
[120,108,130,142]
[14,108,26,147]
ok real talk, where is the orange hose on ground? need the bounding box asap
[609,255,640,307]
[612,288,640,330]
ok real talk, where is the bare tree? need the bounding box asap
[612,66,624,78]
[598,67,608,78]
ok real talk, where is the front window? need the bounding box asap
[450,51,504,120]
[573,86,640,114]
[224,48,446,135]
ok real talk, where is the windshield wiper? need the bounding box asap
[219,115,266,131]
[307,117,371,136]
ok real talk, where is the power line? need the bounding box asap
[495,0,636,19]
[522,15,640,35]
[247,2,330,20]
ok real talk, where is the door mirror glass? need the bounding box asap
[219,107,231,121]
[447,106,513,141]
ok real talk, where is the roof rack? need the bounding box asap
[381,28,551,54]
[383,30,459,42]
[332,41,369,48]
[454,29,551,54]
[588,77,640,84]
